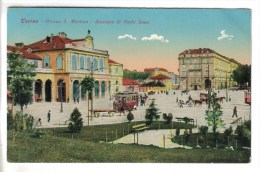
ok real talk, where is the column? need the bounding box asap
[42,84,46,102]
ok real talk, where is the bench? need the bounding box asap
[132,123,149,132]
[91,109,116,118]
[176,117,195,125]
[230,117,242,124]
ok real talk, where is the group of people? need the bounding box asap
[140,94,148,106]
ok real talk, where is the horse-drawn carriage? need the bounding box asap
[113,92,139,112]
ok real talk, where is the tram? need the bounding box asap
[244,90,251,105]
[113,91,139,111]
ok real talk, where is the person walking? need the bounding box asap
[232,106,237,118]
[37,118,42,126]
[47,110,51,122]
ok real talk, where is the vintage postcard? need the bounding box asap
[1,2,259,172]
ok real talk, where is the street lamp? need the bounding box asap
[59,80,65,113]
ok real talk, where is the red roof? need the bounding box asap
[144,67,168,73]
[123,78,139,86]
[25,36,75,51]
[180,48,215,55]
[150,74,171,80]
[108,59,121,65]
[7,45,41,60]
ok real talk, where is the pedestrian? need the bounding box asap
[179,100,184,108]
[37,118,42,126]
[232,106,237,118]
[176,97,178,103]
[73,97,76,103]
[47,110,51,122]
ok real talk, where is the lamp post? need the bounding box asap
[59,80,65,113]
[226,71,228,102]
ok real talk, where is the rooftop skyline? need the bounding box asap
[7,8,251,73]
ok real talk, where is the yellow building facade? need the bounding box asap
[9,31,123,103]
[178,48,240,90]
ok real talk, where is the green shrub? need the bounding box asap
[223,126,233,144]
[145,100,160,125]
[127,111,134,123]
[68,108,83,133]
[235,124,250,146]
[162,113,173,124]
[176,128,180,136]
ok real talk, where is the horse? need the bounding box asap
[193,100,202,106]
[216,97,225,103]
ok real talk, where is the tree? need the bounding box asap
[7,53,36,111]
[145,100,160,125]
[68,108,83,133]
[231,64,251,87]
[205,92,225,136]
[123,69,150,82]
[80,76,94,123]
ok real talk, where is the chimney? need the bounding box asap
[85,30,94,49]
[46,36,51,43]
[15,42,24,48]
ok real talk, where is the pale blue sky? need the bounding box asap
[8,8,251,73]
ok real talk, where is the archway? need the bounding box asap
[73,80,80,101]
[34,79,43,102]
[94,81,100,98]
[101,81,106,97]
[205,79,211,89]
[57,79,66,102]
[45,80,52,102]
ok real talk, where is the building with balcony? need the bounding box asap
[7,31,123,103]
[178,48,240,90]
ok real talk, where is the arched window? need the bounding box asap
[101,81,105,97]
[43,55,50,68]
[94,81,100,98]
[56,55,63,69]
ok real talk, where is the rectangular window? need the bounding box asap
[99,58,104,72]
[80,55,85,69]
[86,56,91,70]
[34,60,38,67]
[181,59,185,65]
[72,53,77,70]
[93,57,98,71]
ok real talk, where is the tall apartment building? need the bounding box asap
[7,31,123,103]
[178,48,240,90]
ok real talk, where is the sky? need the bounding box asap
[7,8,251,73]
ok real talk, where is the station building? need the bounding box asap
[7,31,123,103]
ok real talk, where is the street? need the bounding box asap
[14,90,251,132]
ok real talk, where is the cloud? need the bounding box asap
[217,30,234,40]
[118,34,137,40]
[141,34,169,43]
